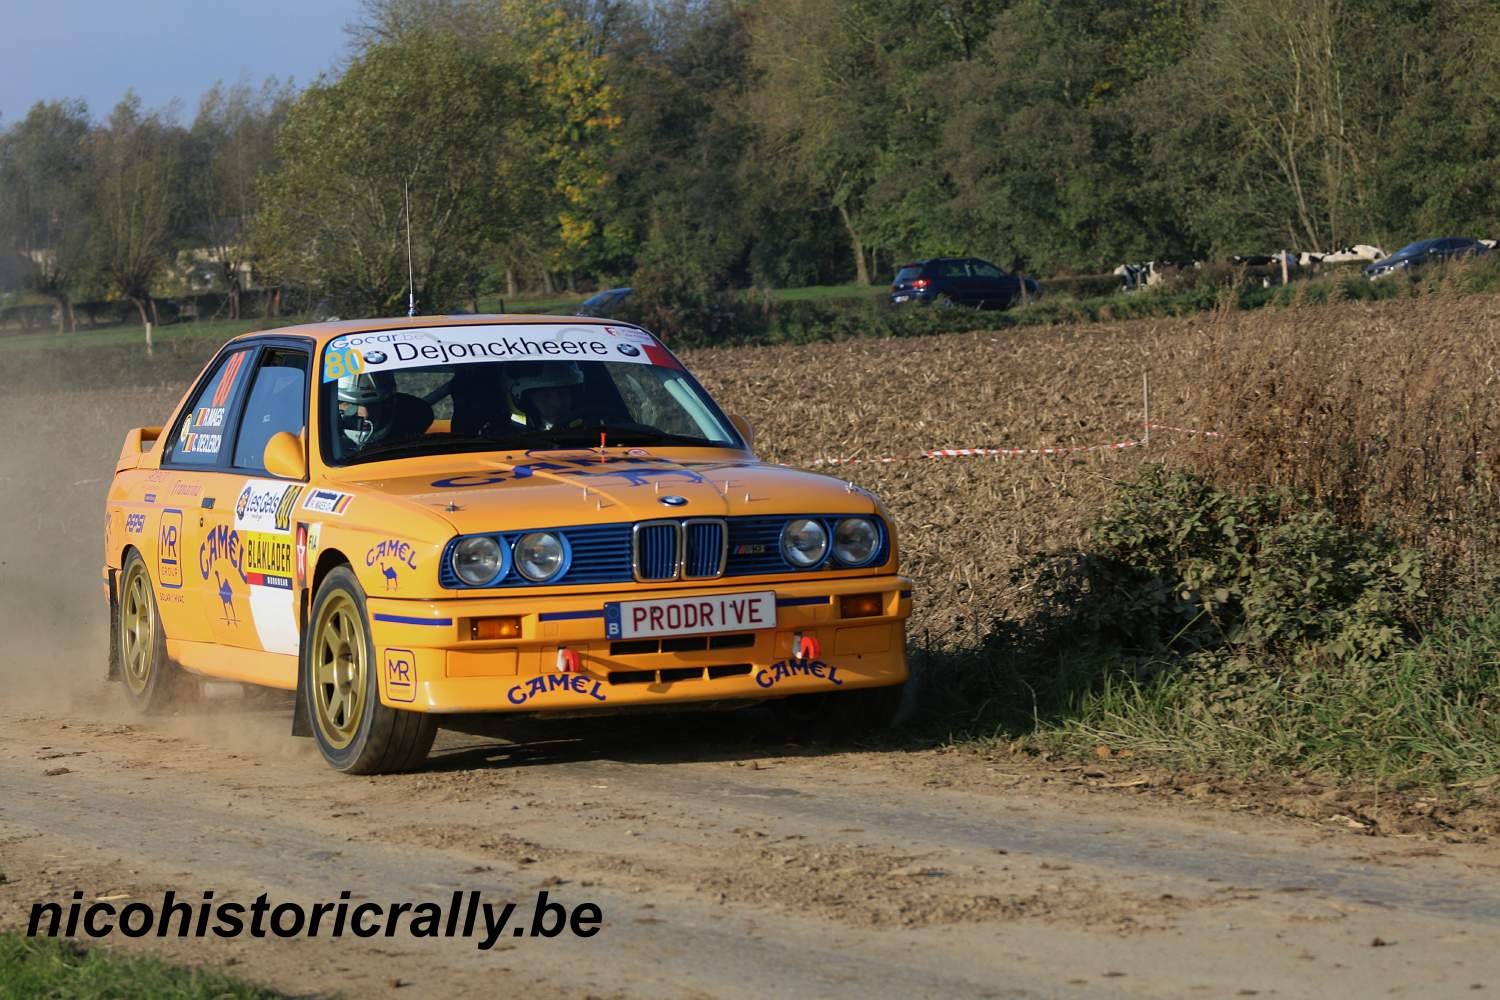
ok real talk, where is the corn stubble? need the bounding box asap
[690,294,1498,641]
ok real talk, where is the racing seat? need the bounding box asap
[389,392,435,439]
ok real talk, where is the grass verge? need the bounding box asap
[0,930,283,999]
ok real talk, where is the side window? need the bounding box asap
[970,261,1003,278]
[940,260,967,277]
[165,348,253,466]
[232,349,310,473]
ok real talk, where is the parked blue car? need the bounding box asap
[575,286,633,317]
[890,257,1040,309]
[1364,238,1488,280]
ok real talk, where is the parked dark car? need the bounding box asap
[890,257,1040,309]
[575,286,632,317]
[1364,238,1488,280]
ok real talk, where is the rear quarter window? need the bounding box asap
[164,348,253,466]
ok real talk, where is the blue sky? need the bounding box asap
[0,0,363,125]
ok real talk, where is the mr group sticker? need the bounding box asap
[157,509,184,589]
[384,648,417,703]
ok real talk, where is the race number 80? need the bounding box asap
[323,348,366,381]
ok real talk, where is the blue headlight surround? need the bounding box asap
[440,515,887,589]
[450,534,511,588]
[830,516,883,568]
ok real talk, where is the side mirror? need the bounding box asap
[263,430,307,480]
[728,413,755,451]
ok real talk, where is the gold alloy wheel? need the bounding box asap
[120,562,156,696]
[311,593,370,750]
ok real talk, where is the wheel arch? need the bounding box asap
[292,547,353,736]
[107,544,146,682]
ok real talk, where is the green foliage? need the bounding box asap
[1088,466,1425,664]
[0,931,282,999]
[11,0,1500,318]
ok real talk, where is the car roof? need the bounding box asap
[223,313,632,348]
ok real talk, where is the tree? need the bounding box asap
[186,79,293,319]
[253,34,521,314]
[1369,0,1500,241]
[88,95,186,348]
[1150,0,1387,253]
[938,0,1207,271]
[349,0,624,294]
[746,0,1008,284]
[0,100,93,332]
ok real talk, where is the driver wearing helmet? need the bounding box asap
[337,371,397,450]
[506,361,586,431]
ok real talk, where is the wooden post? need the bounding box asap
[1280,249,1290,287]
[1142,371,1151,447]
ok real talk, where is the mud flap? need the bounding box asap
[290,596,312,737]
[105,569,120,682]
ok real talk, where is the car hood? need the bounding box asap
[327,450,883,535]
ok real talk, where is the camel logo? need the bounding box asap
[214,573,239,626]
[366,539,417,592]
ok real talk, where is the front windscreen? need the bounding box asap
[319,324,740,465]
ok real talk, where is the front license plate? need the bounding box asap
[604,591,777,640]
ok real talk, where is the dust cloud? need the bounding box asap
[0,342,208,716]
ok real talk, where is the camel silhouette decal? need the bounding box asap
[381,563,398,591]
[214,572,238,625]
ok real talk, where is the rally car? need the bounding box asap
[103,316,911,773]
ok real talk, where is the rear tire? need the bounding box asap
[771,682,905,741]
[117,550,189,713]
[304,566,436,774]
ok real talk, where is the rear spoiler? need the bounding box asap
[115,426,163,473]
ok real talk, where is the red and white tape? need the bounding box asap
[809,423,1222,467]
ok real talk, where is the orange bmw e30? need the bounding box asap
[103,315,911,773]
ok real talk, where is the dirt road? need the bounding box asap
[3,696,1500,998]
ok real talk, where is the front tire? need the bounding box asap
[304,566,436,774]
[117,550,188,712]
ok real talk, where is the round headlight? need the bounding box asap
[452,536,504,586]
[833,517,879,566]
[514,531,565,582]
[780,518,828,568]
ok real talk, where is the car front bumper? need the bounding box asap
[364,575,912,713]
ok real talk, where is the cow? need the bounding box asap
[1112,262,1150,292]
[1309,244,1386,265]
[1112,259,1203,293]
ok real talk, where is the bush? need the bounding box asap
[1084,466,1425,665]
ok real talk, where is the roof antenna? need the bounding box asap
[404,179,417,317]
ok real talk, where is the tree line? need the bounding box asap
[4,0,1498,330]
